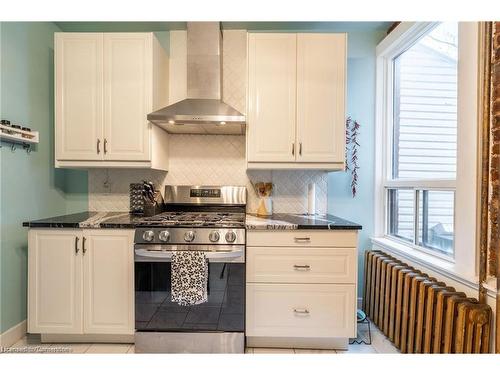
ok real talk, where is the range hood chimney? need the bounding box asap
[147,22,246,135]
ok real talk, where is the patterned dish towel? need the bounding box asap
[171,251,208,306]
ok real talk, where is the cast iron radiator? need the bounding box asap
[363,250,492,353]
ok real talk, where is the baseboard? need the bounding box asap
[0,320,27,348]
[246,337,348,350]
[41,333,134,343]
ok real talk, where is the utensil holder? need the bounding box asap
[256,197,273,217]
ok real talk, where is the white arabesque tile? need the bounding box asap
[88,134,329,214]
[87,31,329,214]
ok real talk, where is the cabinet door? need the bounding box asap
[55,33,103,161]
[103,34,152,161]
[28,230,83,334]
[296,34,346,163]
[247,34,297,162]
[83,230,134,334]
[246,283,356,338]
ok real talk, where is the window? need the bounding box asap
[376,21,481,280]
[386,22,458,258]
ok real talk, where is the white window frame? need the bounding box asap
[373,22,481,282]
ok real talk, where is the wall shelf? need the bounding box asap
[0,124,39,145]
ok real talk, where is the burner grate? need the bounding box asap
[137,211,245,228]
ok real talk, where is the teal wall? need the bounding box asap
[0,22,88,334]
[328,31,385,293]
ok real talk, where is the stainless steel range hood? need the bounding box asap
[147,22,245,135]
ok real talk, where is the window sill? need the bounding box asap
[371,236,480,292]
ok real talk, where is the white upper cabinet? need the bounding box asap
[103,34,152,161]
[246,33,347,170]
[247,34,297,162]
[296,34,346,164]
[55,34,103,161]
[55,32,169,170]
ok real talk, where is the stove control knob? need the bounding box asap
[184,230,195,242]
[158,230,170,242]
[209,231,220,242]
[225,231,237,243]
[142,230,155,242]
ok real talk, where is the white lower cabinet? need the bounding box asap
[246,230,358,347]
[246,283,356,338]
[83,230,134,334]
[28,229,134,335]
[246,247,356,284]
[28,230,83,334]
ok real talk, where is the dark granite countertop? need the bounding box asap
[245,213,362,230]
[23,211,362,231]
[22,211,142,229]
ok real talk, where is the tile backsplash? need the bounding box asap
[88,134,328,214]
[87,30,328,214]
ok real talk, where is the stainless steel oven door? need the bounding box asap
[134,243,245,352]
[134,244,245,263]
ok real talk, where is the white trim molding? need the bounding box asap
[372,237,475,288]
[374,22,481,281]
[0,320,27,349]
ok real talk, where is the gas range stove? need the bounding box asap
[134,185,246,246]
[133,185,247,354]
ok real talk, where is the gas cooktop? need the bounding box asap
[134,185,247,246]
[135,211,245,228]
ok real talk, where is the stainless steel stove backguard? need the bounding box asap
[164,185,247,206]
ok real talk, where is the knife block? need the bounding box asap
[129,183,145,214]
[143,203,162,217]
[144,191,164,217]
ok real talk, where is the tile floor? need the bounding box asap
[6,320,399,354]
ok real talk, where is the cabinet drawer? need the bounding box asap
[247,247,356,284]
[246,283,356,338]
[247,230,357,248]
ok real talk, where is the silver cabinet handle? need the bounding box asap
[75,237,80,254]
[97,139,101,154]
[292,143,295,156]
[293,308,310,314]
[294,237,311,242]
[299,142,302,156]
[293,264,311,270]
[104,139,108,154]
[82,236,87,254]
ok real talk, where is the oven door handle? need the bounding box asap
[134,248,244,261]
